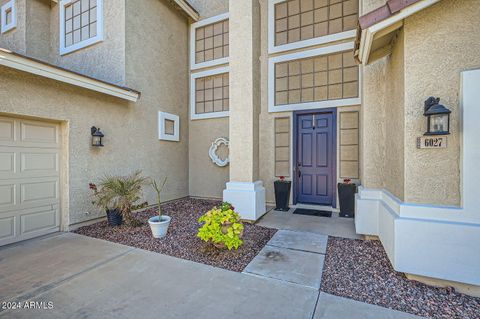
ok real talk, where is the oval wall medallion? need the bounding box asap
[209,137,230,167]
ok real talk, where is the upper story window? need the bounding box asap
[190,13,229,70]
[268,42,360,112]
[59,0,104,55]
[190,67,229,120]
[269,0,358,54]
[1,0,16,34]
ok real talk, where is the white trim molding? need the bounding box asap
[268,42,361,113]
[158,111,180,142]
[209,137,229,166]
[190,66,230,120]
[190,13,229,71]
[59,0,104,55]
[223,181,266,221]
[1,0,16,34]
[0,48,140,102]
[355,69,480,286]
[268,0,357,54]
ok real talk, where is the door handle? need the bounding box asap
[297,163,301,178]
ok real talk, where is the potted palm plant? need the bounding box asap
[93,171,148,227]
[148,177,171,238]
[90,182,122,226]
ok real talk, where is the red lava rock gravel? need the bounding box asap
[320,237,480,319]
[74,198,276,272]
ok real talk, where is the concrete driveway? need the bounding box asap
[0,233,422,319]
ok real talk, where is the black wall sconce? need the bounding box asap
[424,97,451,135]
[91,126,104,147]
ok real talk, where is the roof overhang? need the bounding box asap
[0,48,140,102]
[355,0,441,65]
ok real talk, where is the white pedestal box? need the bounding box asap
[223,181,266,221]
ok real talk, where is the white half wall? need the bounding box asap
[223,181,266,221]
[355,69,480,286]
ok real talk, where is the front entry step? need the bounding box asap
[243,230,327,289]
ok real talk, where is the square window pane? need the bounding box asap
[65,33,73,46]
[90,0,97,7]
[66,6,73,19]
[81,26,90,40]
[81,0,90,10]
[73,15,81,29]
[90,7,97,23]
[65,19,73,33]
[81,11,89,27]
[90,21,97,37]
[73,29,81,43]
[6,10,12,24]
[73,1,81,16]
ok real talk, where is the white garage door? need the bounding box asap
[0,116,61,246]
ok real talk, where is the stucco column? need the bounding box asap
[223,0,266,221]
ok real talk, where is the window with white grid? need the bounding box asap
[60,0,103,55]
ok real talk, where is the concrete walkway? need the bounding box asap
[0,232,423,319]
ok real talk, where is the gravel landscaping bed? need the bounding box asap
[321,237,480,319]
[74,198,276,272]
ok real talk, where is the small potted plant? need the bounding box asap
[89,182,123,226]
[274,176,291,211]
[148,177,171,239]
[197,202,244,250]
[91,171,148,227]
[338,178,357,218]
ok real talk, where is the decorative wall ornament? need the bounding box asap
[209,137,230,167]
[158,111,180,142]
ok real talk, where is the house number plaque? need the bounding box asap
[416,136,447,149]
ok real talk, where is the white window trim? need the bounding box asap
[158,111,180,142]
[59,0,104,55]
[190,12,229,71]
[190,66,230,120]
[1,0,16,34]
[268,42,361,113]
[268,0,357,55]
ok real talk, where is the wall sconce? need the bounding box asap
[91,126,104,147]
[424,97,451,135]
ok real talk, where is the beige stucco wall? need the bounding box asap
[189,118,229,199]
[402,0,480,205]
[0,0,190,226]
[188,0,228,19]
[0,0,27,54]
[125,0,190,206]
[48,0,126,85]
[25,0,51,60]
[383,29,405,200]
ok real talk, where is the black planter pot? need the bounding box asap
[106,209,123,226]
[338,183,357,218]
[274,181,291,211]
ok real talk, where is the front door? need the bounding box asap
[295,110,336,205]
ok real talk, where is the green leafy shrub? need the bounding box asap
[197,202,244,250]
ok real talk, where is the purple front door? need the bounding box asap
[295,111,336,205]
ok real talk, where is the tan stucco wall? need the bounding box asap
[125,0,190,206]
[0,0,190,225]
[25,0,51,60]
[0,0,26,54]
[188,0,228,19]
[189,118,229,199]
[48,0,126,85]
[383,29,405,200]
[402,0,480,205]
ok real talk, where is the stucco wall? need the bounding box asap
[189,118,229,199]
[48,0,126,85]
[383,29,405,200]
[125,0,190,206]
[0,0,26,54]
[188,0,228,18]
[402,0,480,206]
[25,0,51,60]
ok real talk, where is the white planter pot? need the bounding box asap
[148,215,171,239]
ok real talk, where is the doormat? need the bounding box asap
[293,208,332,217]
